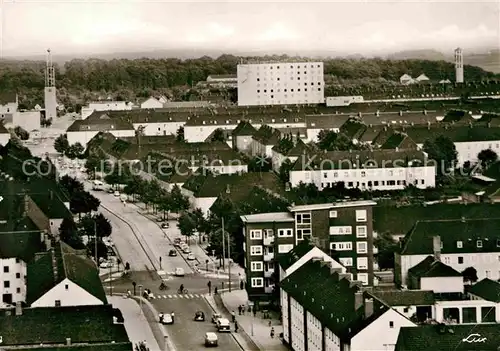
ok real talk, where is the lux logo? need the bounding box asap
[462,334,487,343]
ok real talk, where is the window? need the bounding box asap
[389,321,394,328]
[250,246,263,256]
[15,258,20,263]
[357,257,368,270]
[329,226,352,235]
[278,244,294,253]
[3,266,8,273]
[330,242,352,251]
[278,229,293,237]
[296,213,311,224]
[458,256,464,264]
[250,262,263,272]
[356,226,367,238]
[15,273,20,279]
[481,307,496,323]
[357,242,367,254]
[339,257,353,266]
[477,240,483,248]
[329,210,338,218]
[353,209,368,223]
[4,281,10,288]
[65,284,69,290]
[250,230,263,240]
[55,300,61,307]
[16,288,20,293]
[462,307,477,323]
[296,229,311,239]
[457,241,463,248]
[251,278,264,287]
[357,273,369,285]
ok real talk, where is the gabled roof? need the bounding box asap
[396,324,500,351]
[399,125,500,143]
[66,118,134,132]
[468,278,500,302]
[408,256,461,278]
[232,121,257,136]
[26,241,107,305]
[0,304,130,347]
[400,218,500,255]
[416,74,429,81]
[380,132,415,149]
[277,239,315,270]
[339,118,367,140]
[371,290,435,306]
[253,125,281,145]
[0,218,44,261]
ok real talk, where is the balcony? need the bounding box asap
[264,270,273,278]
[264,253,274,261]
[373,247,379,254]
[263,237,275,246]
[265,286,275,294]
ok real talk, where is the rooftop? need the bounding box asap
[289,200,377,212]
[240,212,294,223]
[395,324,500,351]
[252,125,281,145]
[400,218,500,256]
[468,278,500,302]
[408,256,462,278]
[0,92,17,105]
[277,239,316,270]
[371,290,435,307]
[0,218,44,261]
[66,117,134,132]
[394,124,500,144]
[0,304,129,348]
[232,121,257,136]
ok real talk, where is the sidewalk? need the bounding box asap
[108,295,161,351]
[206,290,287,351]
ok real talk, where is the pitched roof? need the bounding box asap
[371,290,435,306]
[240,212,294,223]
[26,241,107,305]
[380,132,415,149]
[208,74,237,80]
[339,118,367,140]
[0,92,17,105]
[66,118,134,132]
[253,125,281,145]
[408,256,461,277]
[395,324,500,351]
[0,304,129,347]
[400,218,500,255]
[397,125,500,143]
[232,121,257,136]
[277,239,315,270]
[0,219,45,261]
[468,278,500,302]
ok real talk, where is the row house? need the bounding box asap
[66,114,135,146]
[281,259,416,351]
[250,125,282,158]
[232,121,257,153]
[81,100,133,119]
[271,138,311,172]
[289,149,436,191]
[395,218,500,287]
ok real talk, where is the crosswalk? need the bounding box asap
[149,293,206,300]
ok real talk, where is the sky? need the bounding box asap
[0,1,499,57]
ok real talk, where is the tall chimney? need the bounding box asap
[364,298,374,319]
[354,291,363,311]
[433,236,441,261]
[15,301,22,316]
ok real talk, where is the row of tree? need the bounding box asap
[54,134,85,159]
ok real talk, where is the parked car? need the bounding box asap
[211,313,222,323]
[174,267,185,277]
[182,247,191,254]
[113,191,120,197]
[159,312,174,325]
[194,311,205,321]
[161,222,169,229]
[156,217,163,222]
[168,250,177,257]
[216,318,230,332]
[187,253,196,261]
[99,261,113,269]
[204,332,218,347]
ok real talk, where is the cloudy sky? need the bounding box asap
[1,1,499,57]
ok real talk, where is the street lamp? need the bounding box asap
[138,284,143,314]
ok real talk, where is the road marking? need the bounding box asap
[163,295,167,298]
[179,295,184,298]
[188,294,194,298]
[168,295,172,298]
[194,294,200,298]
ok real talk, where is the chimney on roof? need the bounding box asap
[15,301,22,316]
[354,291,363,311]
[399,110,403,116]
[226,185,230,194]
[364,298,374,319]
[433,236,441,261]
[488,122,491,128]
[66,338,71,346]
[49,190,53,200]
[427,121,431,130]
[376,110,380,117]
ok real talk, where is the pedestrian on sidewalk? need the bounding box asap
[214,287,218,294]
[234,321,239,333]
[207,280,212,294]
[270,327,275,338]
[241,304,245,315]
[238,305,242,315]
[231,311,236,323]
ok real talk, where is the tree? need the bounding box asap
[59,175,84,195]
[54,134,70,154]
[478,149,498,168]
[423,135,458,173]
[66,142,85,159]
[177,212,196,243]
[278,159,293,183]
[169,184,190,213]
[211,128,226,142]
[59,218,85,249]
[70,190,101,219]
[14,126,29,140]
[176,126,185,142]
[317,130,338,150]
[79,213,112,238]
[373,231,399,269]
[462,267,478,284]
[85,156,102,178]
[158,194,172,220]
[86,239,108,261]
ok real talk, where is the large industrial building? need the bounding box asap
[237,62,325,106]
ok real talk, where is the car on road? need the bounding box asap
[174,267,185,277]
[186,253,196,261]
[156,217,163,222]
[159,312,174,325]
[168,249,177,257]
[113,191,120,197]
[99,261,113,269]
[194,311,205,321]
[211,313,222,324]
[182,247,191,254]
[107,188,114,194]
[161,222,169,229]
[204,332,218,347]
[216,318,231,332]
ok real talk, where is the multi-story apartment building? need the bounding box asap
[241,200,377,301]
[289,149,436,191]
[395,218,500,287]
[237,62,325,106]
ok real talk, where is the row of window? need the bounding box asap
[338,257,368,270]
[249,229,294,239]
[330,241,368,253]
[257,76,322,82]
[321,179,426,189]
[257,87,322,93]
[253,64,322,70]
[456,239,500,249]
[251,277,264,287]
[328,209,367,221]
[329,225,367,237]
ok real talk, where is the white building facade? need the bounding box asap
[237,62,325,106]
[31,278,104,307]
[326,96,364,107]
[140,97,164,109]
[81,101,132,119]
[0,258,27,305]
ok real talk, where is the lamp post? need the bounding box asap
[159,256,162,270]
[138,284,143,313]
[221,217,225,271]
[109,261,112,296]
[228,230,231,292]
